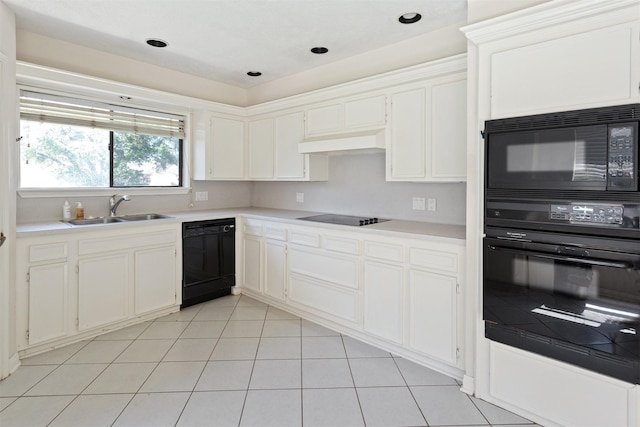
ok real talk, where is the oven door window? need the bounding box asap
[483,240,640,360]
[487,125,608,190]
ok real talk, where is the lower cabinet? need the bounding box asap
[408,269,458,365]
[264,239,286,300]
[16,225,181,355]
[240,216,465,373]
[78,253,129,331]
[28,262,68,346]
[363,261,404,344]
[134,246,177,315]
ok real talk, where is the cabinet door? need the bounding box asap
[78,253,129,331]
[248,118,275,179]
[242,236,262,293]
[430,79,467,180]
[28,263,68,345]
[408,269,457,365]
[134,246,176,315]
[363,261,404,344]
[390,88,426,179]
[210,117,245,179]
[491,24,638,117]
[345,95,386,130]
[306,104,342,135]
[275,112,305,179]
[264,240,286,300]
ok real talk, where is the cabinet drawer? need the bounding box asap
[243,224,263,237]
[289,246,358,289]
[29,242,68,263]
[264,226,287,241]
[364,241,403,263]
[289,230,320,247]
[323,235,360,255]
[408,247,458,274]
[288,273,359,323]
[79,230,176,255]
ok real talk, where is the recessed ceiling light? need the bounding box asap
[146,38,168,48]
[311,47,329,54]
[398,12,422,24]
[247,71,262,77]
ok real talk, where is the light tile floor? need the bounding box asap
[0,294,536,427]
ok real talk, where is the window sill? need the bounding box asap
[18,187,191,199]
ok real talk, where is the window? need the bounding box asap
[19,90,184,188]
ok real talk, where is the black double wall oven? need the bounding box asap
[482,104,640,383]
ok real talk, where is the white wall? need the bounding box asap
[252,152,466,225]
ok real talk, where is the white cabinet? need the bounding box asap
[305,95,387,136]
[246,113,328,181]
[408,270,457,365]
[78,253,129,331]
[388,73,467,182]
[16,225,181,355]
[248,118,275,179]
[193,111,246,180]
[134,246,177,315]
[490,23,640,118]
[390,88,426,179]
[363,260,404,344]
[264,240,286,301]
[16,240,71,348]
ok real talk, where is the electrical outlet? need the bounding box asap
[427,198,437,211]
[195,191,208,201]
[296,192,304,203]
[412,197,425,210]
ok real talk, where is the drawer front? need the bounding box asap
[289,246,358,289]
[243,223,263,237]
[408,247,458,274]
[323,235,360,255]
[288,273,358,323]
[289,230,320,247]
[79,230,176,256]
[264,226,287,241]
[364,241,404,263]
[29,242,68,263]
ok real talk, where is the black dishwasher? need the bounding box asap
[182,218,235,307]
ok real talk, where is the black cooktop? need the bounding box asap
[298,214,388,227]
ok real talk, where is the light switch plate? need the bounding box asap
[296,192,304,203]
[412,197,425,210]
[427,198,437,211]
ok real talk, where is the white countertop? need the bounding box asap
[16,207,466,242]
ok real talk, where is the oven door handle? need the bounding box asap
[487,245,633,269]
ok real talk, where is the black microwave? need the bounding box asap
[484,104,639,193]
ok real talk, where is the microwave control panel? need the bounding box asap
[607,123,636,191]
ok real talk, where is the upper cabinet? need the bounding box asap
[192,111,246,180]
[463,5,639,119]
[388,73,467,182]
[194,54,466,183]
[305,94,387,136]
[247,111,328,181]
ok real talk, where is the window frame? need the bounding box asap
[16,82,193,198]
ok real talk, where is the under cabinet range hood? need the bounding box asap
[298,129,385,154]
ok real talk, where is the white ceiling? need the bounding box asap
[3,0,467,88]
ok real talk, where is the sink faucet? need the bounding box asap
[109,194,130,217]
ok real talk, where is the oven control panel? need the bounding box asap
[550,203,624,225]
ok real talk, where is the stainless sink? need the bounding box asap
[119,213,173,221]
[65,213,173,226]
[66,217,127,225]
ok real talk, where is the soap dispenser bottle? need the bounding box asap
[63,200,71,220]
[75,202,85,220]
